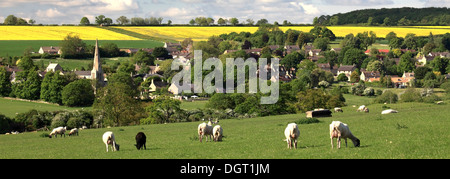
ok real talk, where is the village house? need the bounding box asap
[364,49,389,55]
[360,70,381,82]
[337,65,356,81]
[38,46,61,55]
[45,63,63,73]
[417,52,450,65]
[284,45,300,55]
[317,63,338,76]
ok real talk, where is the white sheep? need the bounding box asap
[102,131,120,152]
[49,127,66,138]
[284,123,300,149]
[330,121,360,149]
[381,109,398,114]
[197,118,216,142]
[356,105,369,113]
[68,128,78,136]
[213,125,223,142]
[334,107,343,113]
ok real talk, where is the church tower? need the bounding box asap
[91,39,105,87]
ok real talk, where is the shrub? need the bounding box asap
[374,90,398,104]
[400,88,422,102]
[295,117,320,124]
[363,87,375,96]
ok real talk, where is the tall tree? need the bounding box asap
[61,79,94,107]
[80,17,90,26]
[93,82,144,126]
[0,67,11,97]
[397,51,415,73]
[59,34,87,59]
[144,96,182,124]
[40,71,67,104]
[95,15,106,25]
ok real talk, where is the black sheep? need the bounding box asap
[135,132,147,150]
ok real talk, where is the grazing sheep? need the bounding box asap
[357,105,369,113]
[102,131,120,152]
[213,125,223,142]
[284,123,300,149]
[135,132,147,150]
[363,107,369,113]
[330,121,360,149]
[197,118,216,142]
[68,128,78,136]
[49,127,66,138]
[381,109,398,114]
[334,107,343,113]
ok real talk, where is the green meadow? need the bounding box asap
[0,40,163,57]
[0,97,89,118]
[1,95,449,159]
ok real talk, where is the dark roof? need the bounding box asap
[338,65,356,72]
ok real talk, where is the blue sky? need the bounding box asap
[0,0,448,25]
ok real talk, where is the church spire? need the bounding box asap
[94,39,100,71]
[92,38,104,88]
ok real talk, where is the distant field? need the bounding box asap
[0,26,447,57]
[0,26,140,40]
[0,97,89,118]
[0,94,449,159]
[114,26,450,42]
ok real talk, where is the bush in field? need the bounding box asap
[0,114,12,134]
[400,88,422,102]
[374,90,398,104]
[51,111,71,128]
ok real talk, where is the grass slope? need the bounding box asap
[0,97,89,118]
[0,95,449,159]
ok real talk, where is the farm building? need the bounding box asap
[38,46,61,55]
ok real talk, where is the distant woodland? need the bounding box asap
[314,7,450,26]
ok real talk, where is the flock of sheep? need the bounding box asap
[47,126,147,152]
[45,105,398,153]
[284,105,399,149]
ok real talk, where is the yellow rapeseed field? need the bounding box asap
[0,26,140,40]
[0,26,447,41]
[115,26,259,41]
[116,26,449,41]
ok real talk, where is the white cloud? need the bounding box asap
[322,0,394,6]
[291,2,321,15]
[36,8,64,18]
[420,0,450,7]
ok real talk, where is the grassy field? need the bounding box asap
[0,95,449,159]
[0,97,89,118]
[0,40,163,57]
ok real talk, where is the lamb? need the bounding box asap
[284,123,300,149]
[49,127,66,138]
[381,109,398,114]
[212,125,223,142]
[334,107,343,113]
[68,128,78,136]
[135,132,147,150]
[102,131,120,152]
[329,121,360,149]
[197,118,217,142]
